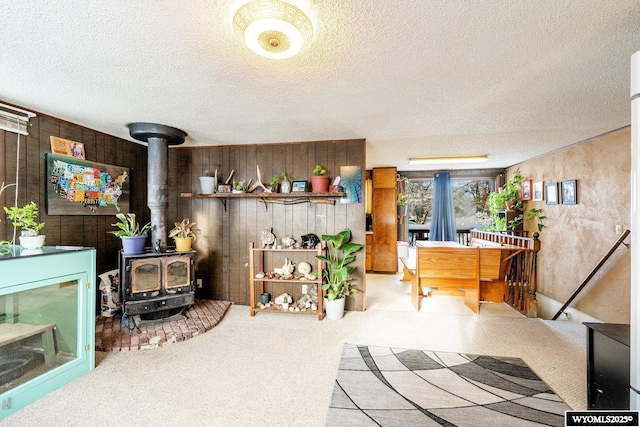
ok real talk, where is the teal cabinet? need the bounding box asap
[0,246,96,419]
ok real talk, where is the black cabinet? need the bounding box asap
[584,323,630,410]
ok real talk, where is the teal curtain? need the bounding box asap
[429,172,457,241]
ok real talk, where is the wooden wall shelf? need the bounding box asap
[180,192,346,211]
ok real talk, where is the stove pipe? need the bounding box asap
[128,123,187,252]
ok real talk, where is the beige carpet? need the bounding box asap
[0,273,586,426]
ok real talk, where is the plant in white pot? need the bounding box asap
[168,218,200,252]
[310,164,330,193]
[199,169,216,194]
[108,213,151,255]
[316,229,364,320]
[3,201,46,249]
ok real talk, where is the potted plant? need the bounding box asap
[199,169,216,194]
[168,218,200,252]
[268,175,280,192]
[232,180,247,193]
[316,229,364,320]
[310,164,330,193]
[3,201,45,249]
[281,295,290,311]
[486,169,525,230]
[279,171,293,193]
[108,212,151,255]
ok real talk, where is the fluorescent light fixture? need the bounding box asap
[233,1,314,59]
[408,155,488,165]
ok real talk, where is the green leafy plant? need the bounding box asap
[280,171,292,182]
[507,208,547,232]
[312,164,326,176]
[168,218,201,241]
[485,169,526,230]
[4,201,45,236]
[108,213,151,237]
[397,193,408,207]
[270,175,280,186]
[202,170,213,177]
[233,180,247,191]
[316,229,364,301]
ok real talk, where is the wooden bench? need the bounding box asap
[0,323,56,366]
[412,246,480,313]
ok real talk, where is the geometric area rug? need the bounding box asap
[325,344,571,427]
[95,299,231,352]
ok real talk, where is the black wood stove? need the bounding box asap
[119,250,195,319]
[120,122,194,320]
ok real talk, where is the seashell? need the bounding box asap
[297,262,312,275]
[255,272,265,279]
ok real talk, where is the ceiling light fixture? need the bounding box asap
[408,155,489,165]
[233,0,314,59]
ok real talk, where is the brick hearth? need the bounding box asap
[95,299,231,352]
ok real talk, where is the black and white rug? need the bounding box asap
[325,344,570,426]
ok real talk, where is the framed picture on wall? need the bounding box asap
[533,181,543,201]
[520,180,532,201]
[291,180,307,193]
[217,184,231,193]
[561,180,577,204]
[545,182,558,205]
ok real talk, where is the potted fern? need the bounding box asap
[3,201,46,249]
[168,218,200,252]
[316,229,364,320]
[108,213,151,255]
[310,164,330,193]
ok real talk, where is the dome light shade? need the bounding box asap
[233,1,314,59]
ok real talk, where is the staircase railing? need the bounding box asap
[470,229,540,317]
[551,229,630,320]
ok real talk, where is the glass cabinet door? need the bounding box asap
[0,278,80,395]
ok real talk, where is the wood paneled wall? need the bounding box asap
[168,139,367,310]
[1,108,367,310]
[0,114,149,276]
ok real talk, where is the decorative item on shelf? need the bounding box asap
[261,226,276,248]
[268,174,280,192]
[232,180,248,193]
[3,201,46,249]
[297,261,312,275]
[317,229,364,320]
[217,184,231,193]
[281,258,295,278]
[199,169,217,194]
[275,293,292,310]
[260,292,270,305]
[300,233,320,248]
[279,172,293,193]
[168,218,200,252]
[281,236,296,249]
[292,180,307,193]
[108,212,151,255]
[310,164,330,193]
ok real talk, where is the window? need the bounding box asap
[407,177,494,230]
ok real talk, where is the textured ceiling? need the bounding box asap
[1,1,639,172]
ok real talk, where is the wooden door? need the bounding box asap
[371,167,397,272]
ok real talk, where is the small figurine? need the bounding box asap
[281,235,296,249]
[261,226,276,248]
[301,233,320,248]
